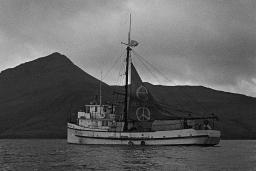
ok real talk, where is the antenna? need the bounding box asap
[128,14,131,45]
[121,14,138,47]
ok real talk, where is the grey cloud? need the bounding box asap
[0,0,255,96]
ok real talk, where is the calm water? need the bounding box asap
[0,140,255,171]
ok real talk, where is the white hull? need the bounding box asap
[67,123,220,146]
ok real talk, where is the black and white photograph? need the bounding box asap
[0,0,255,170]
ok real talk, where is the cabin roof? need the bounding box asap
[85,104,115,107]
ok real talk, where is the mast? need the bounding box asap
[123,14,131,131]
[99,71,102,106]
[97,71,102,116]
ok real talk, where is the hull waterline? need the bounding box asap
[67,123,220,146]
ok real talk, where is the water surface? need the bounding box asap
[0,140,255,170]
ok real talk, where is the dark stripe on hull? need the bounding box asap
[75,134,209,140]
[68,127,157,133]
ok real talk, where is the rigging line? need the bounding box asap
[179,88,208,114]
[158,103,193,116]
[132,50,186,113]
[132,50,208,114]
[134,49,164,84]
[117,57,126,85]
[102,49,126,81]
[114,65,122,86]
[135,55,162,84]
[113,56,125,92]
[132,51,162,84]
[158,103,200,116]
[157,99,194,112]
[132,53,186,117]
[132,50,173,83]
[133,51,184,114]
[132,51,157,79]
[133,52,183,109]
[159,108,182,117]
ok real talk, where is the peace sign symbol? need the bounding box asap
[136,85,149,101]
[136,107,150,121]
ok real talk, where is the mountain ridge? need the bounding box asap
[0,52,255,139]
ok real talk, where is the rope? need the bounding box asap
[131,49,208,115]
[132,51,162,84]
[102,49,126,82]
[132,50,173,83]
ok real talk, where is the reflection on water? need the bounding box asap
[0,140,256,171]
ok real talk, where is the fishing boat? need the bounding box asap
[67,15,221,146]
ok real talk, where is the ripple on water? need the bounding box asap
[0,140,256,171]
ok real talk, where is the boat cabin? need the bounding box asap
[76,104,215,132]
[77,104,123,131]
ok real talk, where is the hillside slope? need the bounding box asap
[0,52,113,138]
[144,84,256,139]
[112,84,256,139]
[0,52,255,139]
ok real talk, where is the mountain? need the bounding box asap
[0,52,255,139]
[0,52,113,138]
[143,83,256,139]
[112,84,256,139]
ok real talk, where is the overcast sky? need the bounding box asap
[0,0,255,97]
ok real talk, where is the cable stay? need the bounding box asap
[132,50,173,83]
[132,51,162,84]
[130,49,210,116]
[101,17,210,118]
[102,49,126,82]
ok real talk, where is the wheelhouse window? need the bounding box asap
[85,106,90,113]
[102,120,108,126]
[103,106,107,112]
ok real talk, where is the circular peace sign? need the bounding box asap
[136,85,149,101]
[136,107,151,121]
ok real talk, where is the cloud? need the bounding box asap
[0,0,255,97]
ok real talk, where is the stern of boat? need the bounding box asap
[203,129,221,146]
